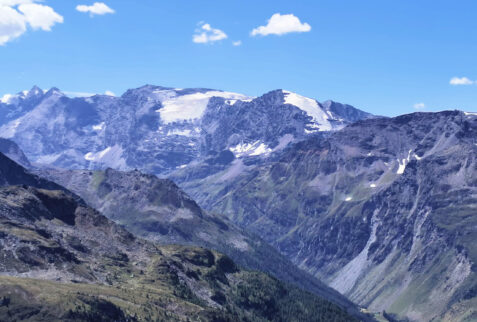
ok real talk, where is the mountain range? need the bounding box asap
[0,84,476,321]
[0,85,371,174]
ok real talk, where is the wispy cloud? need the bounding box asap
[64,90,116,97]
[232,40,242,46]
[64,91,95,98]
[251,13,311,37]
[413,103,426,110]
[0,0,63,45]
[450,77,474,85]
[193,22,227,44]
[76,2,115,16]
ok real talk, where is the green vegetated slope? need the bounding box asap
[0,153,361,321]
[40,167,365,318]
[171,111,477,321]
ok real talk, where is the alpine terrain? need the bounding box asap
[179,110,477,321]
[1,83,476,321]
[0,150,363,321]
[38,166,362,316]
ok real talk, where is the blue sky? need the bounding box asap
[0,0,476,116]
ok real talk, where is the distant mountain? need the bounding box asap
[0,85,372,174]
[0,152,363,321]
[177,110,477,321]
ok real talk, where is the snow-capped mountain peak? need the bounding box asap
[0,86,53,106]
[0,84,373,174]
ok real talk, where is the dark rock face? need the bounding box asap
[181,111,477,321]
[0,85,371,175]
[0,152,63,191]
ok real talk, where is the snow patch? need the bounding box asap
[226,99,238,105]
[283,90,333,131]
[464,112,477,116]
[85,147,111,161]
[397,150,413,174]
[157,91,250,123]
[345,196,353,201]
[84,145,126,168]
[92,122,105,131]
[370,184,377,188]
[396,160,406,174]
[230,141,272,158]
[167,129,192,136]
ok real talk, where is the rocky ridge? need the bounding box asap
[175,111,477,321]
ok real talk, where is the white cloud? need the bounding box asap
[0,0,63,45]
[18,3,63,31]
[193,22,227,44]
[76,2,114,16]
[450,77,474,85]
[0,1,33,5]
[0,5,27,45]
[251,13,311,36]
[64,90,116,97]
[413,103,426,110]
[232,40,242,46]
[64,91,95,98]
